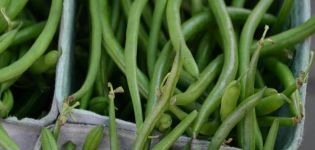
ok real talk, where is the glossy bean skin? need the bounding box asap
[256,93,291,116]
[0,0,62,83]
[208,89,265,150]
[220,80,241,121]
[63,141,76,150]
[271,0,294,34]
[151,110,197,150]
[40,128,58,150]
[11,21,46,46]
[0,89,14,118]
[82,125,104,150]
[258,116,298,127]
[193,0,238,136]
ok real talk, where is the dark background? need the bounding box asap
[299,1,315,149]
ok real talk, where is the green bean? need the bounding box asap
[124,0,149,129]
[263,119,279,150]
[0,26,19,54]
[255,16,315,56]
[195,34,216,71]
[220,80,241,121]
[258,116,299,127]
[63,141,76,150]
[147,0,167,77]
[254,116,264,150]
[272,0,294,34]
[191,0,203,15]
[99,0,150,98]
[175,55,223,105]
[40,128,58,150]
[193,0,238,136]
[263,57,301,117]
[168,105,188,120]
[29,50,60,74]
[208,88,265,150]
[255,70,265,88]
[108,83,120,150]
[11,21,45,46]
[146,43,173,117]
[0,0,10,9]
[282,83,298,97]
[256,93,291,116]
[83,125,104,150]
[70,0,101,100]
[0,0,28,32]
[0,0,62,83]
[110,0,121,33]
[133,49,182,150]
[151,110,197,150]
[79,88,93,110]
[231,0,246,7]
[0,89,13,117]
[0,51,11,68]
[0,124,20,150]
[166,0,199,78]
[156,113,172,132]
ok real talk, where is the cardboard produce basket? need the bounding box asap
[33,0,312,149]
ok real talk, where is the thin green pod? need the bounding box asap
[82,125,104,150]
[208,89,266,150]
[254,116,264,150]
[146,43,173,117]
[220,80,241,121]
[0,0,10,8]
[263,57,300,116]
[40,128,58,150]
[193,0,238,136]
[195,33,216,71]
[133,49,182,150]
[263,119,279,150]
[147,0,167,77]
[80,88,93,110]
[108,87,119,150]
[63,141,76,150]
[272,0,294,34]
[254,16,315,55]
[166,0,199,78]
[124,0,148,129]
[29,50,60,74]
[258,116,298,127]
[175,55,223,106]
[256,93,291,116]
[11,21,46,46]
[70,0,102,100]
[88,96,109,115]
[151,110,198,150]
[0,0,28,32]
[0,0,62,83]
[231,0,246,7]
[0,89,14,118]
[0,26,19,54]
[0,124,20,150]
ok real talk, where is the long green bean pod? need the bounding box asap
[133,49,182,150]
[40,128,58,150]
[152,110,198,150]
[147,0,167,77]
[193,0,238,136]
[0,0,62,83]
[0,26,19,54]
[272,0,294,34]
[11,21,46,46]
[124,0,148,129]
[0,89,13,117]
[166,0,199,78]
[0,0,28,32]
[82,125,104,150]
[263,120,279,150]
[258,116,299,127]
[208,89,265,150]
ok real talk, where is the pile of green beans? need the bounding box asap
[64,0,315,149]
[0,0,61,119]
[3,0,315,149]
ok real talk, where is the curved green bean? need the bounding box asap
[11,21,45,46]
[258,116,298,127]
[124,0,148,129]
[263,120,279,150]
[147,0,167,77]
[152,110,197,150]
[0,0,62,83]
[256,93,291,116]
[166,0,199,78]
[193,0,238,136]
[220,80,241,121]
[195,34,216,71]
[29,50,60,74]
[208,89,265,150]
[231,0,246,7]
[272,0,294,34]
[0,89,13,118]
[0,0,28,32]
[156,113,173,132]
[175,55,223,105]
[40,128,58,150]
[133,49,182,150]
